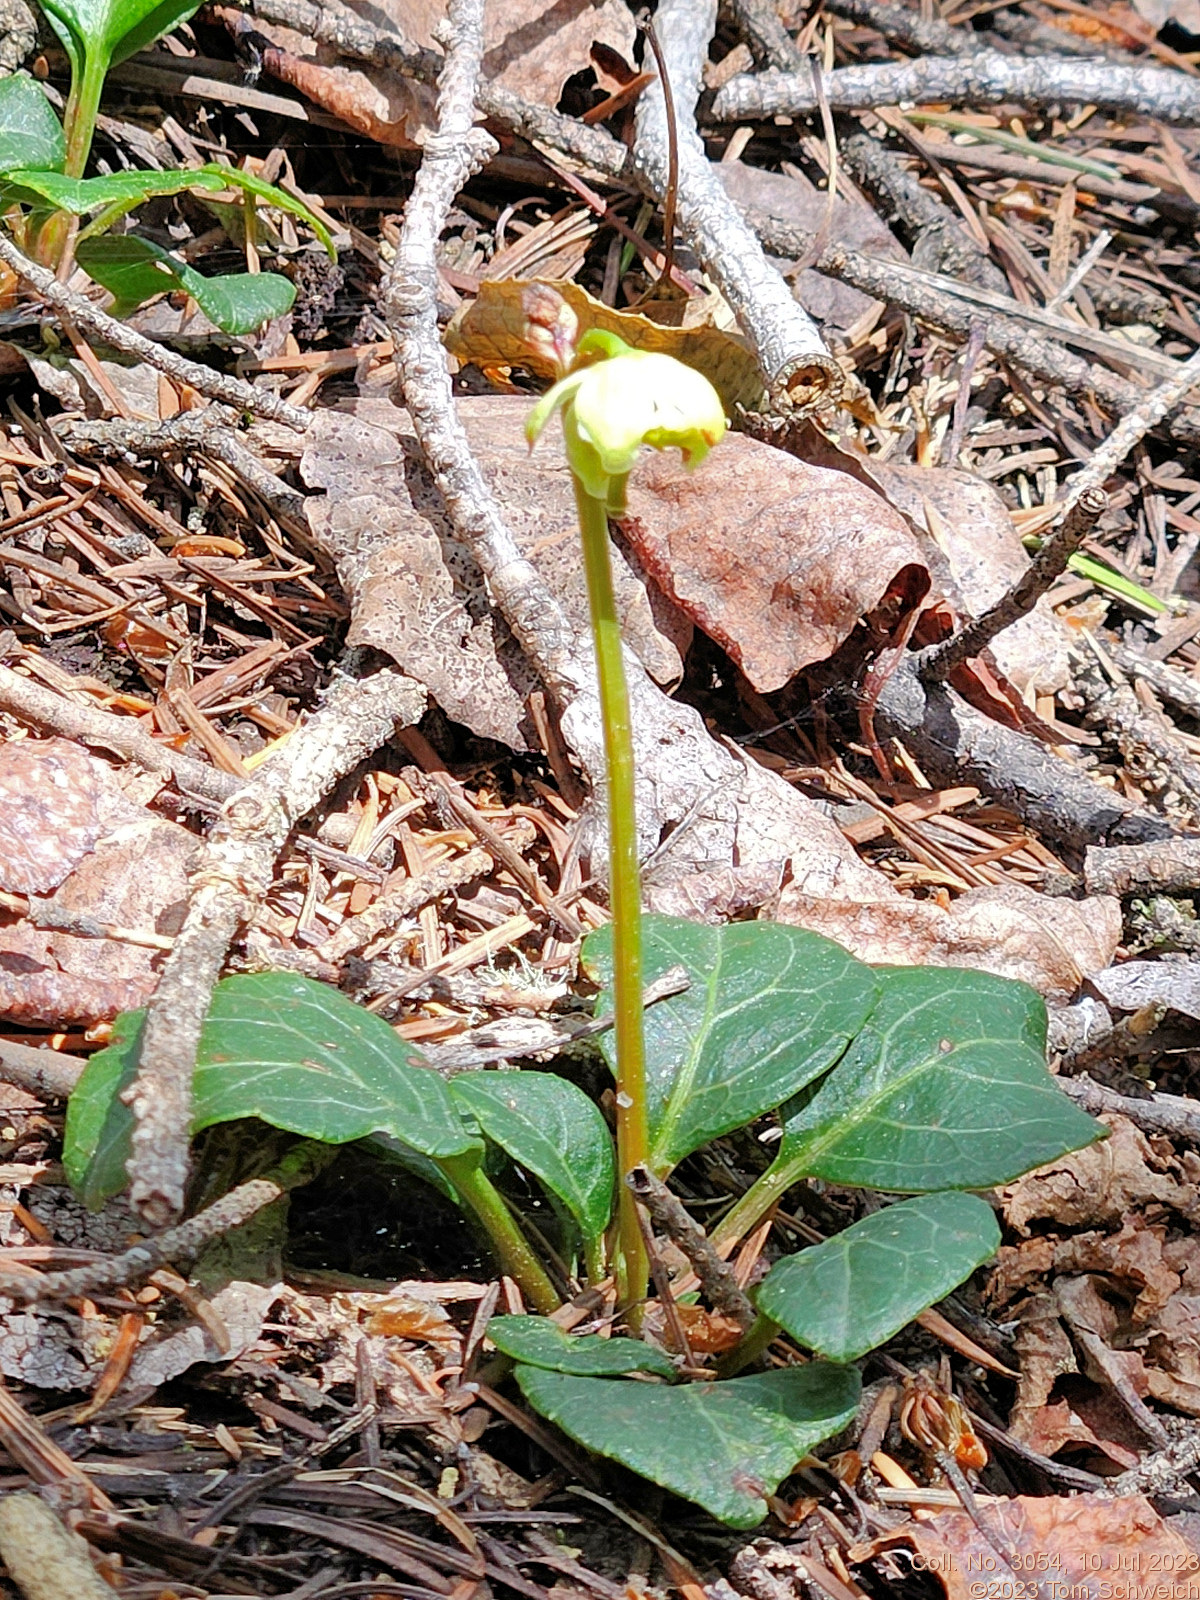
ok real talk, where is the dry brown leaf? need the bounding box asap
[0,738,110,893]
[261,40,434,148]
[865,1493,1198,1600]
[385,0,636,109]
[776,880,1121,996]
[445,279,767,415]
[302,397,698,748]
[364,1295,460,1349]
[621,441,929,693]
[0,740,192,1025]
[1002,1115,1198,1235]
[871,462,1074,696]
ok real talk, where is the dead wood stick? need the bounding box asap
[823,0,977,53]
[626,1165,755,1329]
[709,49,1200,126]
[1063,343,1200,508]
[1073,646,1200,826]
[0,662,242,804]
[840,128,1007,293]
[123,668,426,1227]
[1058,1074,1200,1143]
[918,489,1108,683]
[0,1038,87,1100]
[725,0,802,71]
[0,1494,118,1600]
[636,0,838,411]
[1107,645,1200,723]
[381,0,585,707]
[0,234,309,431]
[317,844,494,964]
[59,413,309,532]
[0,1140,333,1305]
[1084,837,1200,898]
[871,662,1172,850]
[377,0,773,879]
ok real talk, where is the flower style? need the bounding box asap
[525,330,727,512]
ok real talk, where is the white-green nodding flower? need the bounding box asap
[525,333,728,511]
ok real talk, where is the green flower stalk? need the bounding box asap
[526,315,726,1312]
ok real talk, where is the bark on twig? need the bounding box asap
[1057,1077,1200,1144]
[870,662,1173,851]
[123,669,426,1227]
[823,0,979,55]
[637,0,839,410]
[316,845,494,963]
[0,1038,87,1100]
[1085,837,1200,898]
[0,1141,334,1304]
[710,49,1200,126]
[0,235,310,431]
[382,0,584,704]
[0,1494,118,1600]
[840,129,1007,292]
[626,1165,755,1329]
[59,413,309,531]
[794,238,1200,449]
[0,662,243,805]
[1073,649,1200,826]
[918,489,1108,683]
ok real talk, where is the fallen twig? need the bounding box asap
[0,1037,87,1100]
[870,663,1173,851]
[0,662,242,805]
[0,234,310,431]
[637,0,838,410]
[709,49,1200,126]
[918,489,1109,683]
[0,1140,334,1304]
[0,1493,118,1600]
[123,667,426,1227]
[1073,645,1200,827]
[1084,836,1200,898]
[626,1165,755,1329]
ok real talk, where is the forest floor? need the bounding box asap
[3,0,1200,1596]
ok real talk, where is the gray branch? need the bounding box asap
[636,0,839,410]
[710,49,1200,126]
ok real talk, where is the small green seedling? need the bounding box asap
[61,295,1106,1526]
[0,0,334,331]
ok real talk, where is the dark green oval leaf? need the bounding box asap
[754,1192,1001,1363]
[449,1071,614,1249]
[0,76,64,175]
[64,972,479,1208]
[76,234,293,333]
[583,915,878,1174]
[773,965,1102,1192]
[488,1315,676,1377]
[516,1363,860,1527]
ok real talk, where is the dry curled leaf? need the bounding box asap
[445,279,767,415]
[1001,1114,1197,1234]
[0,739,192,1026]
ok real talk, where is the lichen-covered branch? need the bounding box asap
[0,233,310,430]
[638,0,839,410]
[710,49,1200,125]
[123,668,426,1227]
